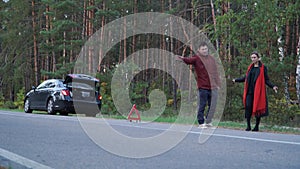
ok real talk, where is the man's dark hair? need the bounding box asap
[199,42,208,48]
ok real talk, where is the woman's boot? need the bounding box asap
[252,117,261,131]
[245,117,251,131]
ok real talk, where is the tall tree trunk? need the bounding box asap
[210,0,219,52]
[296,35,300,105]
[88,0,94,73]
[132,0,137,59]
[118,30,123,64]
[97,1,106,72]
[188,0,193,102]
[284,17,291,103]
[285,20,290,56]
[98,15,105,72]
[82,0,87,40]
[47,3,56,73]
[44,5,50,80]
[51,37,56,73]
[123,15,127,63]
[168,0,177,109]
[32,0,39,85]
[220,1,229,60]
[63,30,66,66]
[295,16,300,105]
[161,0,166,91]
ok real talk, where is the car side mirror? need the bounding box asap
[31,86,36,90]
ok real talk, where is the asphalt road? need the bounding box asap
[0,110,300,169]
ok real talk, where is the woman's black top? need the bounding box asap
[247,67,259,95]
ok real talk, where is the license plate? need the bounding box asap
[82,92,90,97]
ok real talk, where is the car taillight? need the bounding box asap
[61,90,70,96]
[98,95,102,100]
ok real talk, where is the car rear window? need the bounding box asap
[67,82,94,90]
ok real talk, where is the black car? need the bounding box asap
[24,74,102,116]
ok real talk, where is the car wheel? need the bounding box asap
[47,98,56,115]
[24,98,33,113]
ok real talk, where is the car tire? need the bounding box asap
[24,98,33,113]
[47,98,56,115]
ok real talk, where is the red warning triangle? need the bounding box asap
[127,104,141,122]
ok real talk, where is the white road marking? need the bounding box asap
[109,123,300,146]
[0,148,53,169]
[192,131,300,145]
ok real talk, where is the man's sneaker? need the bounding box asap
[206,123,213,127]
[198,124,207,129]
[206,123,216,129]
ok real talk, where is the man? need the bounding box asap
[177,42,220,128]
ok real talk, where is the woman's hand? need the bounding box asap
[273,86,278,93]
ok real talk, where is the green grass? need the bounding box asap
[101,114,300,134]
[218,121,300,134]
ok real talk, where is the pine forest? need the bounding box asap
[0,0,299,127]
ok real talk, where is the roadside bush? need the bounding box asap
[97,72,118,115]
[265,95,300,127]
[100,93,117,115]
[0,92,4,107]
[3,101,17,109]
[222,84,244,122]
[14,87,25,109]
[223,95,244,122]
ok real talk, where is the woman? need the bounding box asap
[232,51,278,131]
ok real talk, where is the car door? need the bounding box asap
[29,81,47,109]
[37,81,56,108]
